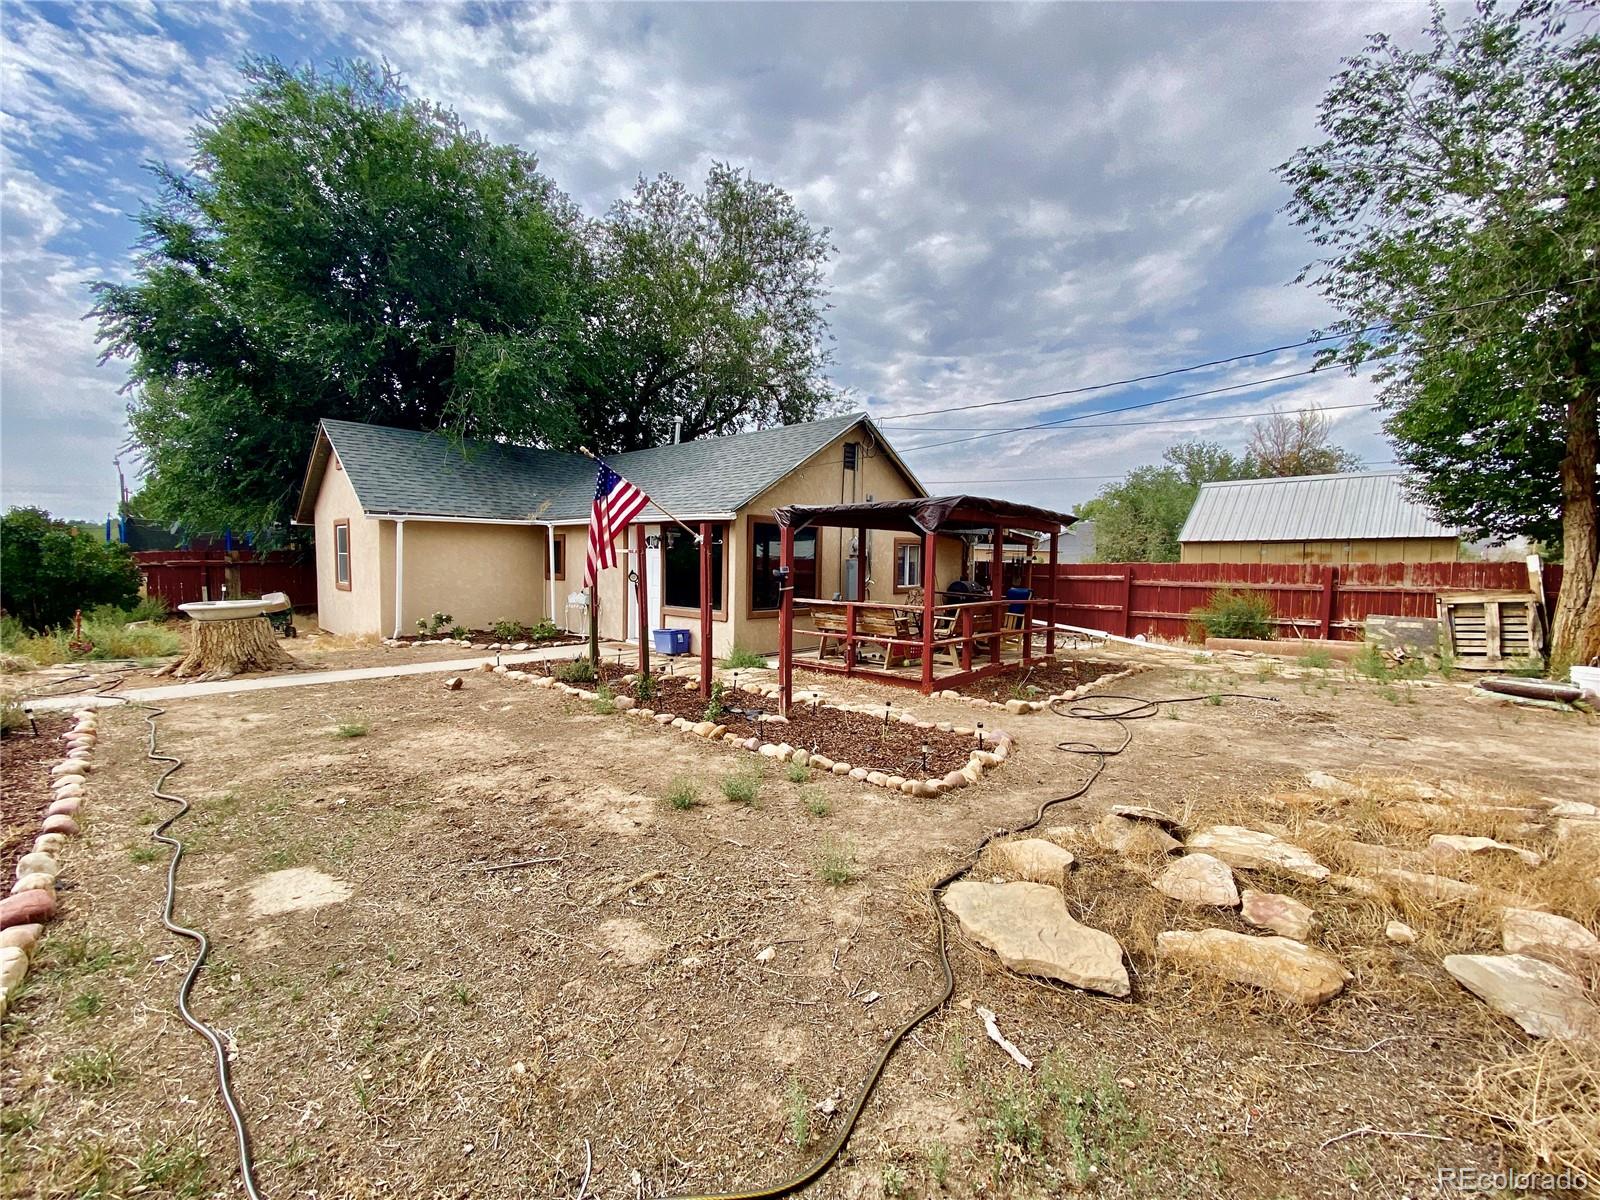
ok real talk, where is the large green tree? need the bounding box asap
[95,60,590,534]
[95,61,841,534]
[576,165,842,453]
[1281,0,1600,665]
[1081,441,1256,562]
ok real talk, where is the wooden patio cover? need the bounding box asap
[771,496,1079,708]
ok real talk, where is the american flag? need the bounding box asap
[583,460,650,587]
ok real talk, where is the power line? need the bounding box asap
[874,276,1598,423]
[899,370,1361,454]
[924,459,1398,485]
[896,399,1371,434]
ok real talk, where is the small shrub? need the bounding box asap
[66,991,104,1020]
[1189,589,1275,641]
[447,624,469,640]
[722,773,760,806]
[817,838,857,886]
[528,618,562,642]
[60,1048,120,1089]
[1302,646,1333,670]
[881,1163,908,1198]
[635,671,658,702]
[492,619,530,641]
[786,1080,810,1147]
[592,686,617,714]
[785,761,810,784]
[555,657,596,684]
[665,779,698,811]
[801,788,830,817]
[721,646,769,670]
[414,611,454,637]
[332,722,368,739]
[926,1142,950,1187]
[704,678,728,722]
[1,700,25,736]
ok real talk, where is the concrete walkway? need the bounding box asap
[25,641,612,712]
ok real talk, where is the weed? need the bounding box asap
[635,670,658,702]
[259,846,296,871]
[721,646,769,670]
[0,1105,41,1135]
[66,991,104,1021]
[592,685,617,715]
[333,722,368,738]
[985,1056,1149,1188]
[927,1142,950,1187]
[817,838,858,886]
[0,700,25,735]
[0,611,181,664]
[128,844,161,864]
[354,1079,373,1110]
[42,934,125,976]
[60,1047,120,1089]
[452,983,473,1006]
[1189,589,1275,640]
[1206,693,1222,706]
[785,1080,810,1147]
[785,761,810,784]
[135,1139,208,1197]
[665,779,699,811]
[722,773,760,806]
[881,1163,908,1198]
[801,788,830,817]
[1303,646,1333,670]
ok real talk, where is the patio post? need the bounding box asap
[699,521,713,699]
[919,528,937,694]
[990,526,1006,665]
[779,524,794,717]
[855,527,868,600]
[635,524,650,678]
[1046,529,1059,656]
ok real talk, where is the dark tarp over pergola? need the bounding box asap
[770,496,1079,708]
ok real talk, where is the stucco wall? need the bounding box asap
[312,452,383,636]
[394,521,551,635]
[1180,537,1461,565]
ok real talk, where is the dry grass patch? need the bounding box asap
[1465,1038,1600,1185]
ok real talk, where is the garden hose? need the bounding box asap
[128,699,268,1200]
[664,691,1275,1200]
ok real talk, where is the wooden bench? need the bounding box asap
[932,603,997,667]
[811,607,914,667]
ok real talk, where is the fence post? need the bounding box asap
[1318,565,1338,639]
[1117,564,1133,638]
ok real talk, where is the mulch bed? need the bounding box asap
[1,715,67,878]
[509,661,983,777]
[392,631,585,647]
[951,656,1124,704]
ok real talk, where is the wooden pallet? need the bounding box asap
[1437,589,1545,670]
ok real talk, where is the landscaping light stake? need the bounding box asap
[921,743,931,773]
[976,722,985,750]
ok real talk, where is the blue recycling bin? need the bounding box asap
[652,628,691,655]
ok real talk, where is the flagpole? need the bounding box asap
[577,446,702,543]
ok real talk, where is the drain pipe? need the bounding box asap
[392,518,406,639]
[544,523,560,632]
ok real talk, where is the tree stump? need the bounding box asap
[158,616,301,681]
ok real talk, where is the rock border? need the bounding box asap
[0,706,99,1019]
[491,666,1012,798]
[931,663,1142,715]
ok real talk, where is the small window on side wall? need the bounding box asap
[546,534,566,580]
[894,540,922,591]
[334,521,352,589]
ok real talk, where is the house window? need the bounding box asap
[893,538,923,592]
[545,534,566,580]
[663,525,725,615]
[334,521,352,590]
[748,519,817,613]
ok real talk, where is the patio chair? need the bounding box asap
[1001,587,1033,648]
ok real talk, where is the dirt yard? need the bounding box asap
[2,649,1595,1199]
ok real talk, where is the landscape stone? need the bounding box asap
[849,768,868,781]
[1153,854,1239,907]
[46,798,81,817]
[1186,826,1329,882]
[942,881,1129,997]
[1501,908,1600,970]
[1337,839,1434,872]
[1094,814,1180,856]
[1240,889,1315,939]
[1443,953,1600,1039]
[1156,929,1350,1007]
[989,839,1076,887]
[1368,867,1527,908]
[1385,920,1417,944]
[32,834,67,855]
[0,947,26,991]
[12,873,54,896]
[0,890,55,928]
[1111,804,1183,829]
[1428,834,1542,868]
[40,815,79,837]
[1549,800,1599,819]
[443,676,463,691]
[1330,873,1389,900]
[0,924,42,953]
[832,762,852,776]
[14,853,58,880]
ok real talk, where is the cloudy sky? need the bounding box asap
[1,0,1425,522]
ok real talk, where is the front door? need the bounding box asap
[626,525,664,641]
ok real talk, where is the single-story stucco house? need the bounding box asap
[292,412,968,657]
[1178,470,1463,565]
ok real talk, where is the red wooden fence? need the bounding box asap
[135,550,316,610]
[1027,560,1562,642]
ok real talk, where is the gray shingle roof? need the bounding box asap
[1178,471,1458,543]
[297,412,889,524]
